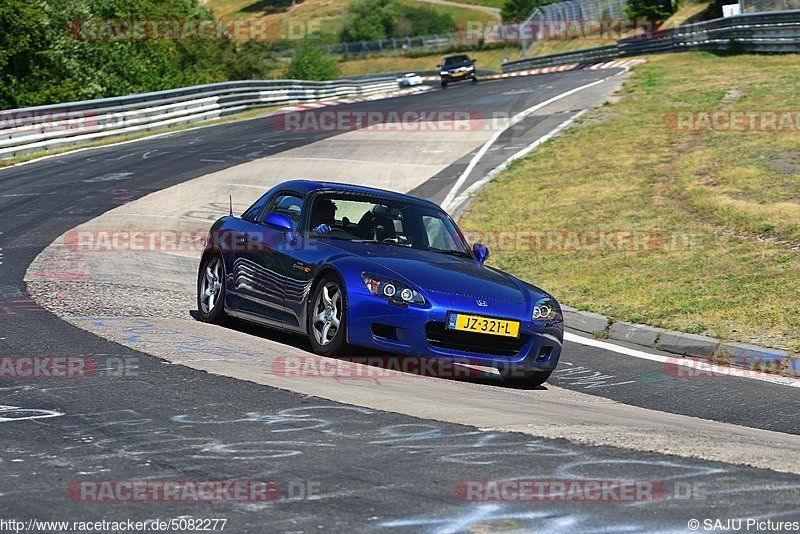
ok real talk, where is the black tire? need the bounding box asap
[500,369,552,388]
[307,273,348,356]
[197,254,227,324]
[441,81,448,89]
[471,76,478,84]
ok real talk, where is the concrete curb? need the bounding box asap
[563,306,798,377]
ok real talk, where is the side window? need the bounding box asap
[264,194,304,231]
[241,193,270,222]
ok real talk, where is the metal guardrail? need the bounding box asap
[503,10,800,72]
[0,77,399,160]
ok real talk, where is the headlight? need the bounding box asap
[466,65,474,70]
[440,71,448,76]
[532,297,557,321]
[362,273,425,304]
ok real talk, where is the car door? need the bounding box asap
[232,192,305,327]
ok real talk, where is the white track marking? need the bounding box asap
[564,332,800,388]
[448,109,588,213]
[440,77,607,211]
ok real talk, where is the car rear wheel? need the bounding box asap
[308,274,347,355]
[197,254,227,324]
[500,369,552,388]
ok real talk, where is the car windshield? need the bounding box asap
[405,73,417,77]
[309,193,470,255]
[443,55,469,66]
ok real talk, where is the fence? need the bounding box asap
[519,0,629,52]
[742,0,800,12]
[0,77,399,160]
[503,9,800,72]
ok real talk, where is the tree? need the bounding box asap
[0,0,278,108]
[283,43,339,80]
[501,0,538,21]
[340,0,398,42]
[625,0,675,21]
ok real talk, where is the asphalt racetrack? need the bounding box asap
[2,70,800,533]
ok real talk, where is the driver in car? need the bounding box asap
[311,198,337,234]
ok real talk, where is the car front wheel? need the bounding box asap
[308,274,348,355]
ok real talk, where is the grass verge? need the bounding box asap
[458,52,800,352]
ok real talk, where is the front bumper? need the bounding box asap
[441,70,476,82]
[346,288,563,372]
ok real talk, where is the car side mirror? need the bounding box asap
[472,243,489,265]
[262,213,295,243]
[436,64,441,68]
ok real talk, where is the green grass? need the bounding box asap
[458,52,800,353]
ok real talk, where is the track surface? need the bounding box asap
[2,71,800,532]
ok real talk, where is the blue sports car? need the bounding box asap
[197,180,563,386]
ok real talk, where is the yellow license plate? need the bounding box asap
[453,72,463,77]
[447,313,520,337]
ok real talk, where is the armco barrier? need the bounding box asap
[503,9,800,72]
[0,77,398,160]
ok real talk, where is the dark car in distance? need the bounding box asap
[438,54,477,88]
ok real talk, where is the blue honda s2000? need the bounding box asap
[197,180,563,386]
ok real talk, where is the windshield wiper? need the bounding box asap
[427,248,470,257]
[317,235,353,240]
[351,238,410,247]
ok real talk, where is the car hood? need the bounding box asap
[324,240,530,304]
